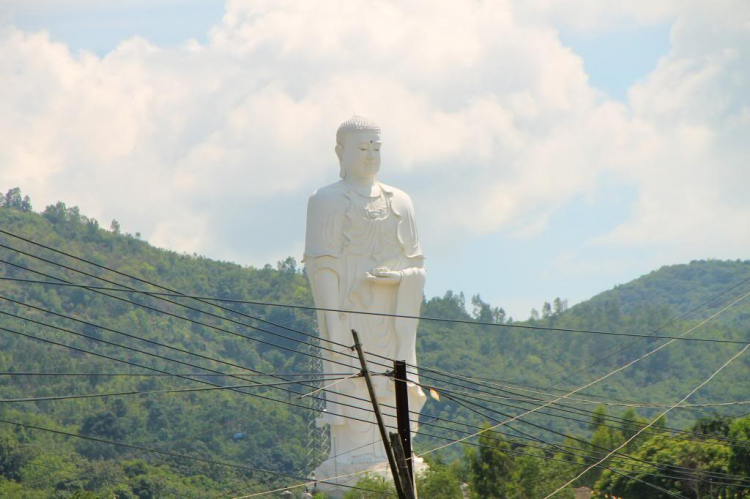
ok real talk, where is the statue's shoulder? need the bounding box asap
[379,182,415,212]
[308,181,348,210]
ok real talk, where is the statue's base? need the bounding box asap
[310,455,428,498]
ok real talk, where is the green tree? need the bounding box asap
[467,425,513,499]
[4,187,22,209]
[0,431,27,480]
[416,463,463,498]
[596,434,732,499]
[342,475,396,499]
[729,417,750,477]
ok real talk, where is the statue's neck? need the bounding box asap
[345,176,380,197]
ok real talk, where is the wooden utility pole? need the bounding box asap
[389,432,416,499]
[351,330,407,499]
[393,360,414,486]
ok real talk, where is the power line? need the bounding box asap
[11,306,692,494]
[0,258,399,411]
[5,250,728,468]
[429,375,750,410]
[2,228,748,492]
[402,274,750,422]
[0,245,403,381]
[0,255,360,369]
[0,230,429,389]
[411,363,707,414]
[4,275,748,345]
[0,417,393,497]
[0,377,348,404]
[5,284,734,454]
[0,316,395,429]
[440,390,750,486]
[544,341,750,498]
[414,366,748,410]
[0,297,418,427]
[439,394,691,498]
[5,248,748,462]
[416,289,750,457]
[4,230,744,429]
[410,288,750,414]
[550,275,750,385]
[0,371,351,377]
[0,310,430,445]
[417,430,742,492]
[408,376,749,446]
[390,363,745,446]
[0,253,458,424]
[0,292,466,450]
[5,277,722,466]
[0,230,372,361]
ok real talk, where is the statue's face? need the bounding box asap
[338,131,381,180]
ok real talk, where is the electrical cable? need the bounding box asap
[417,431,741,493]
[0,377,348,404]
[550,274,750,385]
[440,390,750,486]
[0,371,352,377]
[0,323,396,433]
[3,235,743,427]
[0,255,360,369]
[403,276,750,419]
[411,363,715,413]
[0,417,392,497]
[3,287,742,451]
[0,260,405,415]
[408,377,749,446]
[3,275,747,346]
[415,288,750,457]
[2,229,748,493]
[0,248,409,399]
[10,313,745,491]
[0,301,413,426]
[0,229,384,365]
[544,341,750,498]
[4,258,748,472]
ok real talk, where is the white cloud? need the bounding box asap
[0,0,747,274]
[598,4,750,258]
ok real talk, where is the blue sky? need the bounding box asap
[1,1,746,318]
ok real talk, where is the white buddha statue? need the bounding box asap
[304,115,427,491]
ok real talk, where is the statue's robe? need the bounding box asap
[304,179,426,466]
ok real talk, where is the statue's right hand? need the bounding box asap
[365,268,401,285]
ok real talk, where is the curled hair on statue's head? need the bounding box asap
[335,115,381,179]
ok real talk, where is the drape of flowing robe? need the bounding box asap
[304,179,426,464]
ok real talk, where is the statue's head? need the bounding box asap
[335,115,381,180]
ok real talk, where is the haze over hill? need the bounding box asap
[585,261,750,327]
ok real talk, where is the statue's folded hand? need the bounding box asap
[365,268,401,285]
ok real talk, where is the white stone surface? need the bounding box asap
[304,115,427,496]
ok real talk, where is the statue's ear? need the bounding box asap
[335,144,343,163]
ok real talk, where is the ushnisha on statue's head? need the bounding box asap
[335,115,382,180]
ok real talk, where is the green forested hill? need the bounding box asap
[584,260,750,327]
[0,190,748,498]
